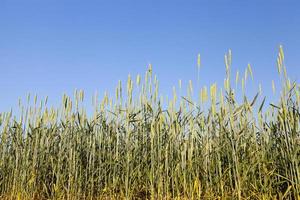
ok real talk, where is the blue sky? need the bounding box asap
[0,0,299,112]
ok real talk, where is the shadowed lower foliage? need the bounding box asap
[0,47,299,199]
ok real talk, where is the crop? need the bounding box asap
[0,46,299,199]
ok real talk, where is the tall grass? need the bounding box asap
[0,47,299,199]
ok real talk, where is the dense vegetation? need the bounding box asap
[0,47,299,199]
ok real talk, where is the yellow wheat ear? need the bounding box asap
[244,68,248,85]
[279,45,284,61]
[148,63,152,74]
[272,80,276,95]
[179,79,182,90]
[247,63,253,80]
[235,70,239,88]
[259,84,262,95]
[136,74,141,87]
[197,53,201,83]
[197,53,201,68]
[277,45,285,75]
[189,80,193,94]
[210,83,217,116]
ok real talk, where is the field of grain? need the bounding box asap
[0,47,299,199]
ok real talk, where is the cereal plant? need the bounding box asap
[0,46,299,199]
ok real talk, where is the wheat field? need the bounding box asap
[0,46,299,199]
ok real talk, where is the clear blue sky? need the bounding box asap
[1,0,300,112]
